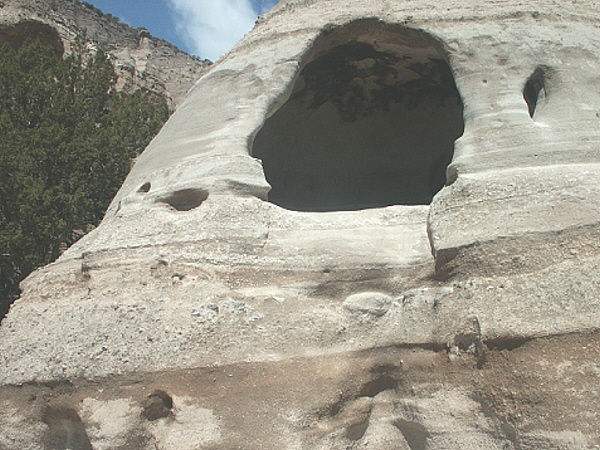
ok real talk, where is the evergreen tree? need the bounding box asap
[0,39,170,320]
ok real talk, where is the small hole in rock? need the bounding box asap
[141,389,174,421]
[358,375,398,397]
[393,419,430,450]
[160,188,208,211]
[346,417,370,441]
[138,182,151,193]
[524,67,547,118]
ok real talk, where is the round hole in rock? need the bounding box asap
[159,188,208,211]
[252,20,464,211]
[138,182,151,193]
[141,389,174,421]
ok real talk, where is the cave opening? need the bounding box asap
[252,21,464,212]
[0,20,64,56]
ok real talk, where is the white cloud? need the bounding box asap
[167,0,277,61]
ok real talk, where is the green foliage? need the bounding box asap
[0,39,170,320]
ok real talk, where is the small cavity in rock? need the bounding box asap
[141,390,174,421]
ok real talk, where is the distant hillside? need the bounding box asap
[0,0,212,108]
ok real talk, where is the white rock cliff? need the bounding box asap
[1,0,600,448]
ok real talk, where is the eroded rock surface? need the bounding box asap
[1,0,599,448]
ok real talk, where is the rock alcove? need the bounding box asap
[252,20,465,211]
[0,20,64,55]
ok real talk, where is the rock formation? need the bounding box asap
[0,0,211,108]
[1,0,600,448]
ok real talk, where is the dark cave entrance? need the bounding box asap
[252,21,464,212]
[0,21,64,56]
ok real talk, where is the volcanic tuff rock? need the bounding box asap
[2,0,600,449]
[0,0,211,108]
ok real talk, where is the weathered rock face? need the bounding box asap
[0,0,211,108]
[1,0,600,448]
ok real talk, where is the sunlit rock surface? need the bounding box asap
[1,0,599,448]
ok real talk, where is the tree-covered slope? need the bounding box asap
[0,39,169,320]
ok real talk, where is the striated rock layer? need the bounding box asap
[1,0,600,448]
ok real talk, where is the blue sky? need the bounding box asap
[85,0,279,61]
